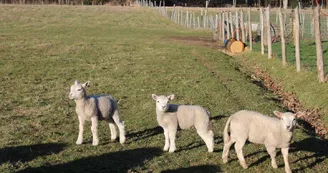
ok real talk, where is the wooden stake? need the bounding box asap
[235,10,240,40]
[248,8,253,51]
[240,9,246,43]
[226,12,231,39]
[314,6,325,82]
[260,8,265,55]
[221,11,225,41]
[279,8,287,66]
[295,7,301,72]
[229,11,234,38]
[266,6,272,59]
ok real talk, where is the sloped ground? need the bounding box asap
[0,5,327,173]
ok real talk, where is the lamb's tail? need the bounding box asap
[223,117,232,144]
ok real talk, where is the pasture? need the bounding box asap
[0,5,327,172]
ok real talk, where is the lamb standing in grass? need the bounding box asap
[152,94,214,153]
[222,110,302,173]
[69,80,126,146]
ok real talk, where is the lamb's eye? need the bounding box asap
[77,88,82,91]
[157,101,159,103]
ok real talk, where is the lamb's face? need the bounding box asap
[152,94,175,112]
[69,80,89,100]
[274,111,302,131]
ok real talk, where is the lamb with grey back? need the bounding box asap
[152,94,214,153]
[69,80,126,146]
[222,110,302,173]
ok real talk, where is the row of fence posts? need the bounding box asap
[134,0,325,83]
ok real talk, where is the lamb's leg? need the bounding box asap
[235,140,248,169]
[197,129,214,153]
[108,122,117,141]
[76,116,85,145]
[265,145,277,169]
[112,110,126,144]
[281,147,292,173]
[222,134,236,163]
[163,127,170,151]
[168,127,177,153]
[91,116,99,146]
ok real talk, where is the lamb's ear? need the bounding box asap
[74,80,79,85]
[273,111,282,118]
[82,81,90,88]
[295,111,304,118]
[167,94,175,101]
[152,94,157,101]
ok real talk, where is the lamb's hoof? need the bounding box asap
[272,163,278,169]
[241,162,248,169]
[92,141,99,146]
[285,168,292,173]
[110,136,117,141]
[163,146,169,151]
[169,148,176,153]
[208,148,214,153]
[76,140,83,145]
[222,157,228,164]
[119,136,126,144]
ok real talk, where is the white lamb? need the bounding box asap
[152,94,214,153]
[222,110,302,173]
[69,80,126,146]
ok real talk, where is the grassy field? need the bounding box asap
[0,5,327,173]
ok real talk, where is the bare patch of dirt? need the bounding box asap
[168,36,224,50]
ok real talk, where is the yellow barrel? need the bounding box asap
[230,40,245,53]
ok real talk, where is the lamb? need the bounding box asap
[69,80,126,146]
[152,94,214,153]
[222,110,302,173]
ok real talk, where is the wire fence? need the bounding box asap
[134,0,328,82]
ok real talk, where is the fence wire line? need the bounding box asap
[134,0,328,42]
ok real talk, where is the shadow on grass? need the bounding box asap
[126,126,163,142]
[210,114,229,121]
[161,165,222,173]
[290,137,328,171]
[0,143,67,165]
[18,147,162,173]
[229,149,267,164]
[177,142,205,153]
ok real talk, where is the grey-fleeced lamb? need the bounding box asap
[69,80,126,146]
[222,110,302,173]
[152,94,214,153]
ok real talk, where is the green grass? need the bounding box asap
[248,40,328,126]
[252,41,328,72]
[0,5,327,173]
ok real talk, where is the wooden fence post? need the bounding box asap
[226,11,231,39]
[235,10,240,40]
[314,6,325,82]
[240,9,246,43]
[302,12,305,38]
[222,12,225,40]
[260,7,265,55]
[279,8,287,66]
[295,7,301,72]
[229,11,234,38]
[311,12,314,39]
[248,8,253,51]
[266,6,272,59]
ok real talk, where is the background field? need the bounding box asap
[0,5,327,173]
